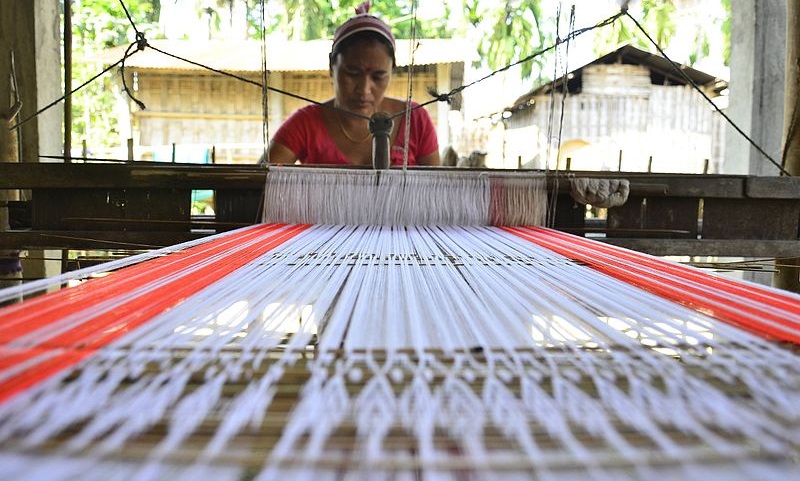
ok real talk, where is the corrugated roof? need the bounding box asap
[509,43,729,110]
[88,38,469,72]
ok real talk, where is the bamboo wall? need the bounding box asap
[130,67,440,164]
[505,64,724,173]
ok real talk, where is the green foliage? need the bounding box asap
[593,0,729,69]
[720,0,731,65]
[249,1,451,41]
[593,0,676,54]
[71,0,159,151]
[472,0,548,79]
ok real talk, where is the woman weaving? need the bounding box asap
[266,2,440,166]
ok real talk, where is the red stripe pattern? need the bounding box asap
[0,224,310,403]
[504,226,800,344]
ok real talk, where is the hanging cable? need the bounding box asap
[260,0,270,167]
[401,0,420,170]
[623,10,791,176]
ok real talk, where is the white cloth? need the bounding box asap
[569,177,630,208]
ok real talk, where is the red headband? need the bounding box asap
[331,1,396,54]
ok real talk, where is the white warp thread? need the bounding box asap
[262,167,548,226]
[0,225,798,481]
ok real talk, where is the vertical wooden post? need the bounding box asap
[647,155,653,173]
[127,138,134,161]
[617,150,623,171]
[775,0,800,292]
[64,0,72,163]
[0,39,21,295]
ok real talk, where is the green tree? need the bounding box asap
[592,0,729,68]
[250,0,451,41]
[466,0,547,80]
[720,0,730,65]
[259,0,545,79]
[71,0,159,151]
[593,0,677,55]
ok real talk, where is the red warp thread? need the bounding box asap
[0,223,311,403]
[504,226,800,344]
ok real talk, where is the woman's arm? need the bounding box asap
[417,149,440,166]
[264,140,299,165]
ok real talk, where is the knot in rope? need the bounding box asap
[426,87,451,104]
[135,31,148,52]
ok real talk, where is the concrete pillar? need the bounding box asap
[725,0,786,175]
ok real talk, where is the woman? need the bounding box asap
[267,2,440,166]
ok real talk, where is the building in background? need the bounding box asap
[502,44,728,172]
[94,38,467,164]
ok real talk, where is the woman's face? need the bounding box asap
[331,38,393,117]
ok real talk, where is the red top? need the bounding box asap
[272,103,439,166]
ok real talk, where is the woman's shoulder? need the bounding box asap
[288,103,325,121]
[382,97,431,121]
[380,97,412,113]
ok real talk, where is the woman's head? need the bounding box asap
[329,2,396,69]
[329,2,396,116]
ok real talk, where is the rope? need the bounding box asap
[117,0,142,38]
[548,5,576,226]
[14,1,788,180]
[8,47,138,131]
[623,10,791,176]
[388,11,625,122]
[401,0,420,170]
[259,0,270,167]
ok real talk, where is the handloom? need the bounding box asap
[0,167,798,481]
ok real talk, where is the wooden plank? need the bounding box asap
[745,176,800,199]
[216,189,263,225]
[606,196,699,238]
[0,162,267,189]
[550,172,744,198]
[703,198,800,240]
[552,193,585,230]
[0,164,750,197]
[621,174,743,197]
[598,238,800,257]
[32,189,191,231]
[0,230,205,250]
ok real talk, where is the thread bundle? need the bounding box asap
[262,167,549,227]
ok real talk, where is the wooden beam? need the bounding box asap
[0,230,207,250]
[599,238,800,258]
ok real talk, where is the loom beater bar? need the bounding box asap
[504,226,800,344]
[0,224,310,403]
